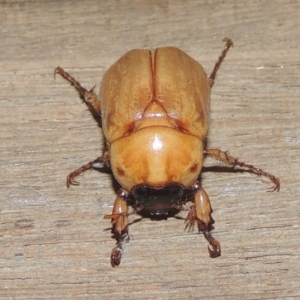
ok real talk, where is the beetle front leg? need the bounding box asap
[204,149,280,191]
[66,150,110,187]
[54,66,101,115]
[104,189,129,267]
[185,182,221,258]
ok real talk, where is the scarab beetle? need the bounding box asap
[55,38,280,267]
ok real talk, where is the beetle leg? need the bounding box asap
[104,189,129,267]
[54,66,101,115]
[185,182,221,258]
[204,149,280,191]
[66,150,110,187]
[209,38,233,88]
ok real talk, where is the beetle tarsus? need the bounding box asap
[111,244,123,267]
[204,149,280,191]
[54,66,101,115]
[209,38,233,88]
[66,155,109,188]
[111,231,129,267]
[203,230,221,258]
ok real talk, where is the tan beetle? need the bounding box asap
[55,38,280,267]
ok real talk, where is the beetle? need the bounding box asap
[55,38,280,267]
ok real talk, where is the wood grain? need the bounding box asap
[1,0,299,299]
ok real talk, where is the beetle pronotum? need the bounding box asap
[55,38,280,267]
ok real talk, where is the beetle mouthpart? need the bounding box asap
[131,184,184,216]
[149,210,169,216]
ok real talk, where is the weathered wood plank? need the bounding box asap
[1,0,299,299]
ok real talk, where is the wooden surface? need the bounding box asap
[1,1,299,299]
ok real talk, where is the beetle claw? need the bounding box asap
[203,230,221,258]
[110,233,129,267]
[66,175,80,188]
[111,245,123,267]
[269,181,280,192]
[66,170,84,188]
[67,176,80,188]
[207,244,221,258]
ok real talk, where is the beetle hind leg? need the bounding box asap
[54,66,101,115]
[204,149,280,191]
[185,182,221,258]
